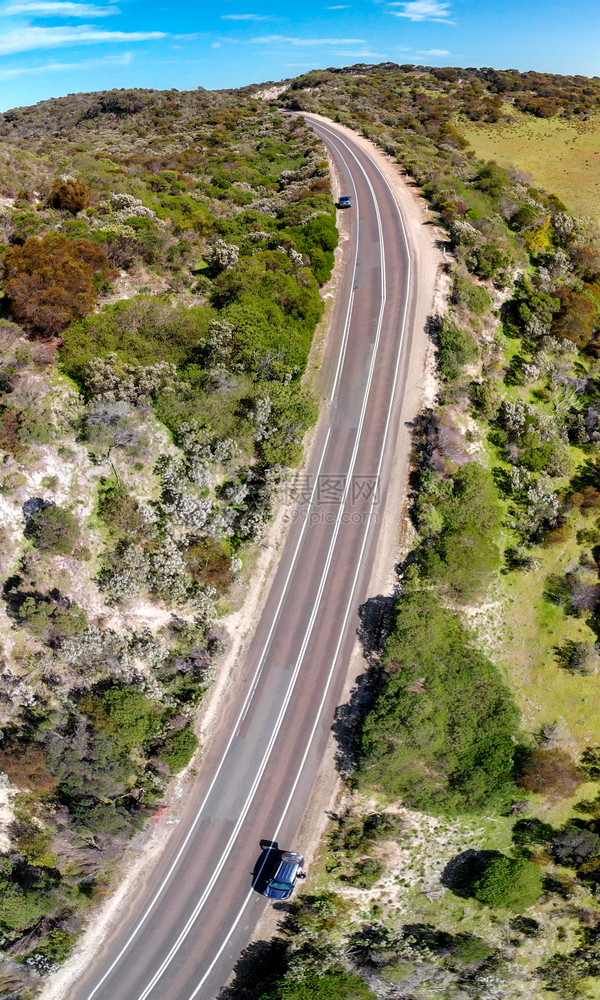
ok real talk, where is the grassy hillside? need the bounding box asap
[460,109,600,219]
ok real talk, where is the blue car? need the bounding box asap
[263,851,305,900]
[338,195,352,209]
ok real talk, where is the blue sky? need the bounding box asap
[0,0,599,112]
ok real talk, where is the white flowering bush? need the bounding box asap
[148,537,190,605]
[101,542,150,602]
[162,488,213,532]
[85,353,178,402]
[203,238,239,272]
[110,192,157,221]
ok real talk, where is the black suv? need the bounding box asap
[263,851,305,900]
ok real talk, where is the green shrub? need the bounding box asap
[262,971,374,1000]
[16,593,87,639]
[26,505,80,555]
[161,727,199,772]
[80,687,163,750]
[286,214,338,284]
[420,463,502,601]
[358,590,519,813]
[473,855,543,912]
[437,318,478,381]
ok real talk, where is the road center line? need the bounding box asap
[133,128,390,1000]
[185,119,414,1000]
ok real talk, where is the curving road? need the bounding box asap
[65,116,426,1000]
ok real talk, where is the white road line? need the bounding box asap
[185,120,414,1000]
[84,140,362,1000]
[134,132,388,1000]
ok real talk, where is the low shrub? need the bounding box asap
[473,855,543,912]
[26,505,80,555]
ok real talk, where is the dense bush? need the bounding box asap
[472,855,543,912]
[60,298,214,379]
[261,971,375,1000]
[358,590,519,813]
[47,177,92,214]
[26,505,80,555]
[2,233,112,336]
[437,317,477,381]
[420,463,502,600]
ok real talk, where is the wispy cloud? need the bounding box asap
[417,47,450,55]
[388,0,453,23]
[252,34,365,45]
[2,1,118,15]
[0,49,129,78]
[221,13,272,20]
[0,24,165,54]
[325,5,351,8]
[336,48,387,57]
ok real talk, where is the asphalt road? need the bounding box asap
[68,117,420,1000]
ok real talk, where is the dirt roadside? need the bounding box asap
[40,117,444,1000]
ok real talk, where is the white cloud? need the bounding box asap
[2,1,119,15]
[211,41,221,47]
[221,13,272,19]
[326,5,351,8]
[417,47,450,55]
[251,34,365,45]
[388,0,453,23]
[0,24,165,54]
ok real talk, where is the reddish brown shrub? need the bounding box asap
[47,177,92,214]
[0,743,57,795]
[551,288,598,349]
[517,747,583,799]
[2,232,112,336]
[572,487,600,513]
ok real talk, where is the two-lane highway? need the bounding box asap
[64,116,427,1000]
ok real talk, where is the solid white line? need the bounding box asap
[185,121,414,1000]
[134,134,388,1000]
[83,157,362,1000]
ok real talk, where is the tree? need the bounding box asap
[26,505,80,555]
[2,232,112,336]
[473,855,543,911]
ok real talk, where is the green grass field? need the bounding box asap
[459,108,600,219]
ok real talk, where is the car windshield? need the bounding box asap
[269,880,293,891]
